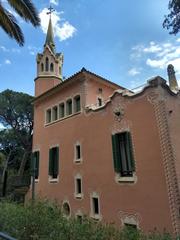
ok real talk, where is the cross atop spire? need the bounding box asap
[44,6,55,53]
[47,5,55,17]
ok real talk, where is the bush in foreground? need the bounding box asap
[0,200,173,240]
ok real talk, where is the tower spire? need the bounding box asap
[44,6,55,53]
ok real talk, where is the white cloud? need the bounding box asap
[12,48,20,53]
[50,0,59,6]
[27,46,41,55]
[128,68,141,76]
[131,40,180,75]
[5,59,11,64]
[0,46,9,52]
[146,58,166,69]
[39,8,76,42]
[143,42,162,53]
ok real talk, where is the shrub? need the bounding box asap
[0,200,173,240]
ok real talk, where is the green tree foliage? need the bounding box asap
[0,200,173,240]
[163,0,180,34]
[0,0,40,46]
[0,89,34,175]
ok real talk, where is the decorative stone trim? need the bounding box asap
[115,172,137,184]
[148,90,180,235]
[119,211,141,229]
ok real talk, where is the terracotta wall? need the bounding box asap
[32,83,173,233]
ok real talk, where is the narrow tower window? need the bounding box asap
[45,57,49,71]
[41,63,44,72]
[50,63,54,72]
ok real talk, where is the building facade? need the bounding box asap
[28,17,180,235]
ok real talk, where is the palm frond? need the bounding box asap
[0,4,24,46]
[7,0,40,27]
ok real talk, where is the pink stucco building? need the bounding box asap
[28,17,180,236]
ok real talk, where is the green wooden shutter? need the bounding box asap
[112,134,121,173]
[30,153,34,176]
[53,147,59,176]
[119,133,128,173]
[126,132,135,171]
[49,148,53,176]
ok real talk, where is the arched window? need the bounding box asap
[45,57,49,71]
[66,99,72,115]
[62,202,71,217]
[41,63,44,72]
[50,63,54,72]
[74,95,81,113]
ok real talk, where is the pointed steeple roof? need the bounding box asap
[44,14,55,53]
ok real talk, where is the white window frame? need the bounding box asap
[46,108,52,124]
[90,192,102,220]
[74,174,83,199]
[48,144,59,183]
[74,142,82,163]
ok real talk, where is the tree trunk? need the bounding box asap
[1,150,12,196]
[18,151,28,177]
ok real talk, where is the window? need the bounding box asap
[92,197,99,215]
[49,147,59,179]
[31,151,39,180]
[74,95,81,113]
[52,106,58,121]
[62,202,71,217]
[76,145,81,160]
[124,223,137,229]
[112,132,135,177]
[75,176,82,199]
[66,99,72,115]
[46,109,51,123]
[41,63,44,72]
[98,88,103,93]
[98,98,102,106]
[76,215,83,223]
[50,63,54,72]
[45,57,49,71]
[90,193,101,219]
[59,103,65,118]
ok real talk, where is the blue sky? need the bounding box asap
[0,0,180,96]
